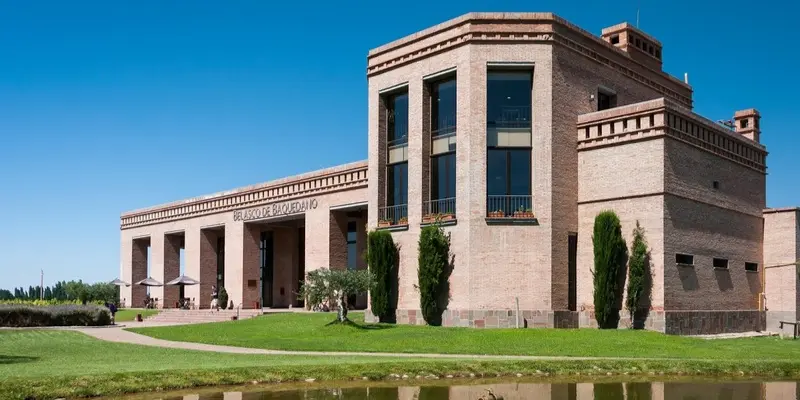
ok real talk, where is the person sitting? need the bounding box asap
[211,285,219,311]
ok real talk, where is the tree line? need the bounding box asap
[0,280,119,304]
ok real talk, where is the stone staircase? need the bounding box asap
[142,308,262,325]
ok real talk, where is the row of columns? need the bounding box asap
[124,208,368,310]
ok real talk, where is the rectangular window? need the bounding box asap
[597,90,616,111]
[387,92,409,146]
[676,253,694,265]
[431,153,456,201]
[713,258,729,269]
[487,148,532,213]
[431,78,456,136]
[346,221,358,271]
[216,237,225,288]
[487,71,532,130]
[745,262,758,272]
[387,162,408,207]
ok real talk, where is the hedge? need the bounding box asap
[0,304,111,327]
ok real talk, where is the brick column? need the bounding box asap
[421,82,431,218]
[131,238,149,308]
[199,229,218,309]
[355,210,369,309]
[329,211,348,270]
[163,234,182,308]
[242,223,261,309]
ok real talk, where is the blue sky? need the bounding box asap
[0,0,797,289]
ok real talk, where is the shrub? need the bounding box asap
[366,229,397,321]
[592,210,628,329]
[299,268,373,322]
[0,304,111,327]
[0,299,104,306]
[625,221,651,329]
[218,287,229,310]
[417,224,451,325]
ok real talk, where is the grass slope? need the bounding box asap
[130,312,799,360]
[114,309,159,322]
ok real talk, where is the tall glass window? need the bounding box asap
[387,92,409,146]
[346,221,357,271]
[432,78,456,136]
[216,237,225,288]
[486,70,532,216]
[432,153,456,201]
[487,71,532,130]
[387,162,408,206]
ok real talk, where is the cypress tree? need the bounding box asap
[366,229,397,321]
[592,210,627,329]
[625,221,650,328]
[417,224,450,325]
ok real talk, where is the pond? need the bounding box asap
[112,379,800,399]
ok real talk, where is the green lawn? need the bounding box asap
[3,328,800,399]
[114,308,159,322]
[131,312,800,361]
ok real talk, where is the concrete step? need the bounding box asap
[142,309,262,324]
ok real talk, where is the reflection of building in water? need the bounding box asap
[119,12,797,336]
[170,381,798,400]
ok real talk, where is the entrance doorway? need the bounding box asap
[568,232,577,311]
[260,231,274,308]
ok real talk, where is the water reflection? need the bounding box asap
[128,381,800,400]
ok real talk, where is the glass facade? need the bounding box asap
[387,162,408,207]
[431,153,456,201]
[431,78,456,136]
[486,71,532,130]
[346,221,357,271]
[387,92,409,145]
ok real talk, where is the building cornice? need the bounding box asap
[366,12,692,108]
[120,161,368,230]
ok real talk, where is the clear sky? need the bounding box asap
[1,0,798,289]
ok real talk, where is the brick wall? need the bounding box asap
[764,209,800,333]
[130,238,149,308]
[198,229,218,309]
[162,234,182,308]
[242,223,260,309]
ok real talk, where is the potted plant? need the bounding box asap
[378,219,392,228]
[488,209,504,218]
[422,213,438,224]
[398,216,408,225]
[513,207,535,219]
[441,212,455,221]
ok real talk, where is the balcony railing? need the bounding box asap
[487,106,532,129]
[378,204,408,227]
[422,197,456,223]
[432,115,457,138]
[486,195,534,219]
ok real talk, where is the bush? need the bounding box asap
[0,304,111,327]
[0,299,105,306]
[592,210,628,329]
[417,224,451,326]
[218,287,229,310]
[366,229,397,321]
[625,221,651,329]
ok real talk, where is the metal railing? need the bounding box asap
[378,204,408,226]
[432,114,457,137]
[487,106,532,129]
[423,197,456,219]
[486,195,533,218]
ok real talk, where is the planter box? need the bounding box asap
[513,212,535,219]
[378,221,392,228]
[488,211,505,218]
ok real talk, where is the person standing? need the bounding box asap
[211,285,219,311]
[109,302,118,324]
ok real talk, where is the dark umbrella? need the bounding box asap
[165,275,200,286]
[135,277,163,287]
[110,278,130,287]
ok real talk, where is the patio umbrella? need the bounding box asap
[110,278,130,287]
[165,275,199,286]
[135,277,163,287]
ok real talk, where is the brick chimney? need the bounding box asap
[601,23,662,71]
[734,109,761,143]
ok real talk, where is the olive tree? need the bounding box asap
[299,268,373,322]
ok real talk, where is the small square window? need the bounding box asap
[745,262,759,272]
[713,258,729,269]
[712,181,720,189]
[597,90,617,111]
[676,254,694,265]
[741,119,749,129]
[610,35,620,45]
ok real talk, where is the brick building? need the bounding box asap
[120,13,797,335]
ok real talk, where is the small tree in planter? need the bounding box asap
[217,286,229,310]
[592,210,628,329]
[299,268,373,323]
[625,221,651,329]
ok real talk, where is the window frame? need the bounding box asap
[676,253,694,266]
[745,262,759,272]
[713,258,729,270]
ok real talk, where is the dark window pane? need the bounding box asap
[387,162,408,206]
[432,79,457,135]
[387,92,409,144]
[487,149,507,196]
[487,71,532,129]
[347,242,357,270]
[431,153,456,200]
[509,149,531,196]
